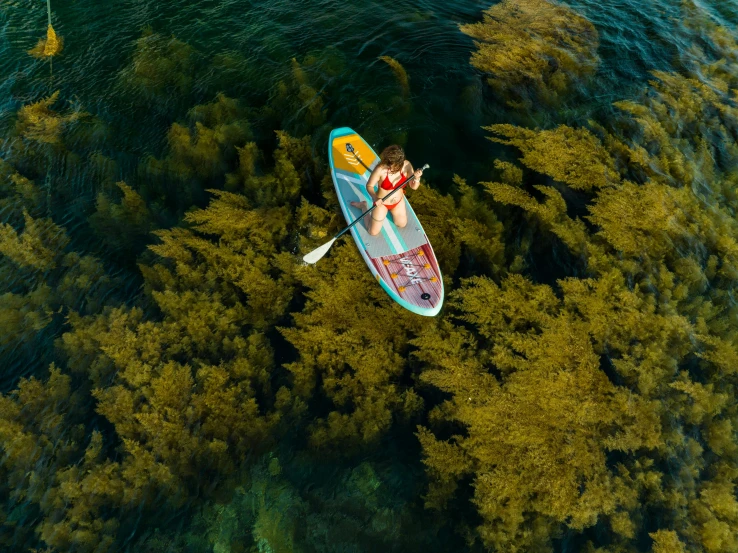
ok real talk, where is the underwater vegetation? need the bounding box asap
[0,158,117,387]
[460,0,599,109]
[175,93,252,176]
[263,55,329,137]
[118,27,197,106]
[414,3,738,552]
[88,181,155,255]
[1,0,738,552]
[14,91,85,146]
[379,56,410,99]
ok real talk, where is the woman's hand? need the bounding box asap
[410,168,423,190]
[374,198,384,207]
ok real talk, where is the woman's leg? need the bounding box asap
[349,200,387,236]
[368,204,387,235]
[388,199,408,228]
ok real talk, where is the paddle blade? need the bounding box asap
[303,237,337,264]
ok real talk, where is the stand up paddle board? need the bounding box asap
[329,127,444,316]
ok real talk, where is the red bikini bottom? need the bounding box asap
[372,199,401,222]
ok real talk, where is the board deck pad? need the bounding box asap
[329,127,444,316]
[334,169,427,258]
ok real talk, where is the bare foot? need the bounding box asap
[350,200,367,210]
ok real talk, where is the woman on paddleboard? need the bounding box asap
[350,144,424,236]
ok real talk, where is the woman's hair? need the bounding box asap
[379,145,405,171]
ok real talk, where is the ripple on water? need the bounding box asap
[0,0,733,226]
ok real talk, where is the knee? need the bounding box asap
[369,227,382,236]
[395,220,407,228]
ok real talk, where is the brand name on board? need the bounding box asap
[400,257,422,284]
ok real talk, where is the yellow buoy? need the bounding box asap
[44,25,61,56]
[29,1,64,59]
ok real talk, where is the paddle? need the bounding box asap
[302,163,429,264]
[345,143,372,172]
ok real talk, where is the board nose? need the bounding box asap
[332,133,377,175]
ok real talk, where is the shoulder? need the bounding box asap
[374,163,389,175]
[369,163,388,182]
[403,160,413,173]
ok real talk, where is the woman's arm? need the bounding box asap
[405,161,422,190]
[366,164,383,202]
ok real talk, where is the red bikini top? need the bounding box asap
[380,169,406,191]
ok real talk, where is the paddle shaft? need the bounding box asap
[335,164,428,241]
[346,143,372,173]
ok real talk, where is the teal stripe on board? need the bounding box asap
[333,168,401,255]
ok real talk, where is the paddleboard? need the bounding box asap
[328,127,444,317]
